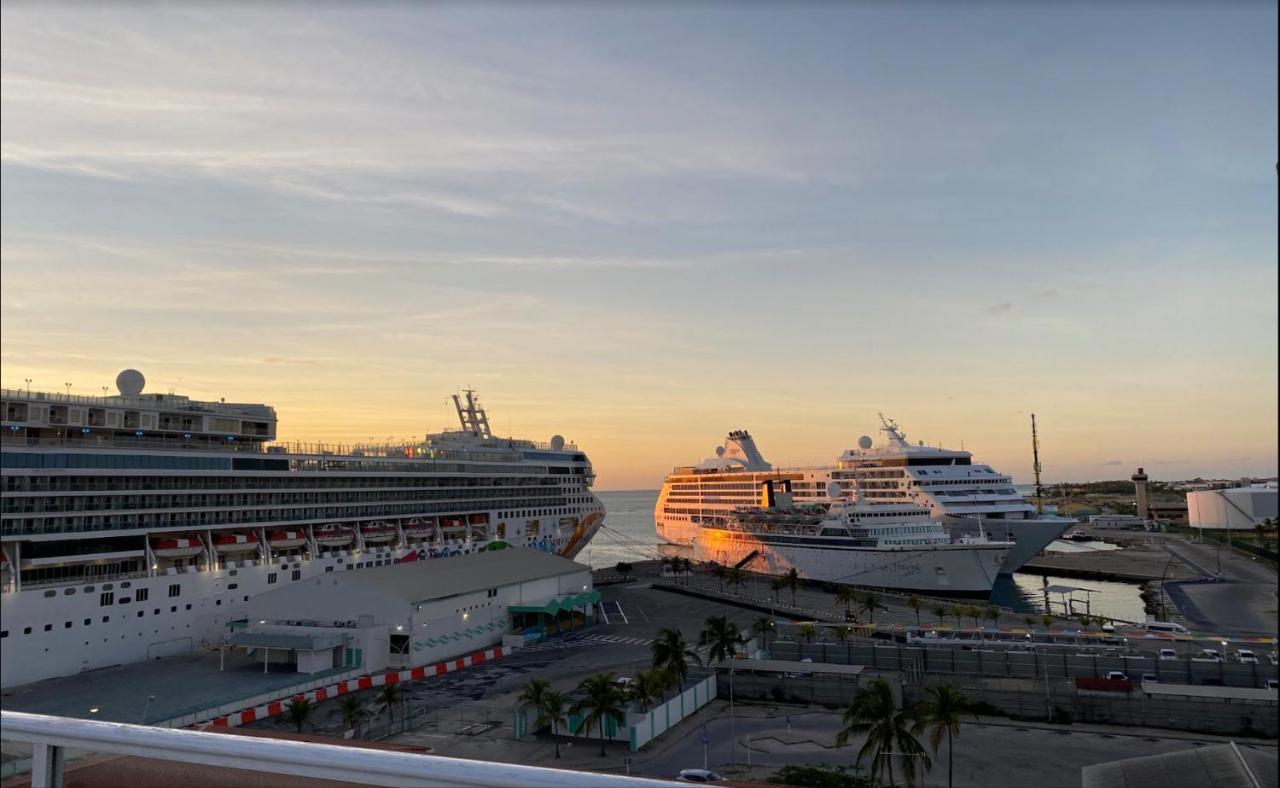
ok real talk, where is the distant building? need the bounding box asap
[1088,514,1147,530]
[1187,485,1280,531]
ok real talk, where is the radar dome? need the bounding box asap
[857,435,873,450]
[715,446,726,457]
[115,369,145,397]
[826,480,843,499]
[550,435,565,451]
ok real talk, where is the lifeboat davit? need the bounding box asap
[151,536,206,559]
[361,522,397,544]
[213,532,259,554]
[402,518,434,539]
[266,529,308,550]
[314,524,355,547]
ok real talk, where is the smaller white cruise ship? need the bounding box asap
[691,480,1010,594]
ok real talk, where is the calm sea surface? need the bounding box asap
[591,489,1147,622]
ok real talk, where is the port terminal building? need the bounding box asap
[1186,485,1279,531]
[229,548,596,675]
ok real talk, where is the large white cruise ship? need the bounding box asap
[656,421,1072,576]
[0,372,604,688]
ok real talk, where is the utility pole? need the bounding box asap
[1031,414,1044,514]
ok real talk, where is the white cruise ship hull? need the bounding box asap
[692,532,1010,595]
[942,515,1074,574]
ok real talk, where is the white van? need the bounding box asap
[1143,621,1189,635]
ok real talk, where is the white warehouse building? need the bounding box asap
[1186,486,1278,531]
[229,548,596,675]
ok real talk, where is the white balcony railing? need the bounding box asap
[2,711,673,788]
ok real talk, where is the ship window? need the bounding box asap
[325,566,334,573]
[185,604,192,610]
[171,606,177,613]
[228,583,238,590]
[136,588,149,602]
[1,631,7,638]
[137,611,144,618]
[64,621,72,629]
[100,592,114,606]
[229,570,237,577]
[119,597,131,604]
[102,616,109,623]
[84,618,91,626]
[268,573,278,584]
[43,590,56,598]
[44,624,52,631]
[84,586,95,593]
[169,584,180,597]
[24,627,32,635]
[120,582,131,588]
[63,588,75,595]
[291,570,301,581]
[216,600,222,606]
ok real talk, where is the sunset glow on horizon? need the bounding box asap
[2,4,1276,490]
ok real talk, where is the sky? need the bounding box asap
[1,2,1276,490]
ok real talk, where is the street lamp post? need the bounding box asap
[24,378,31,396]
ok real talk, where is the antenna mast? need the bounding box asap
[1031,413,1044,514]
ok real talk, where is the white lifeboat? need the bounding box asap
[266,529,308,550]
[151,536,205,559]
[213,532,259,554]
[361,522,397,544]
[314,524,355,547]
[402,518,435,540]
[440,517,467,533]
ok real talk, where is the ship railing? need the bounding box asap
[0,388,268,417]
[0,711,671,788]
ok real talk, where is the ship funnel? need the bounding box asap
[723,430,771,471]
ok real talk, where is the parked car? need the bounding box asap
[677,769,724,783]
[1158,649,1179,661]
[1197,649,1223,662]
[1141,673,1159,684]
[1265,679,1278,690]
[1236,650,1259,664]
[1104,671,1129,682]
[615,677,635,688]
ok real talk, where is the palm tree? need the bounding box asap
[836,677,931,787]
[519,677,551,724]
[834,625,852,643]
[339,694,368,737]
[953,607,966,629]
[652,627,700,690]
[681,557,695,584]
[726,566,745,595]
[700,615,741,664]
[906,595,923,628]
[1041,614,1053,630]
[376,682,403,731]
[572,673,627,757]
[770,577,786,604]
[711,564,727,592]
[752,616,774,649]
[913,683,973,788]
[538,690,570,759]
[858,592,883,624]
[279,695,315,734]
[783,567,801,606]
[933,605,949,627]
[835,586,858,618]
[615,561,633,580]
[1023,615,1037,630]
[984,607,1000,630]
[798,623,817,643]
[628,668,664,712]
[965,605,982,628]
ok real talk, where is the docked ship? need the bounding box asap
[0,372,605,688]
[688,479,1010,594]
[655,420,1072,575]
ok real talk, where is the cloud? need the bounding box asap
[262,357,319,366]
[984,302,1014,315]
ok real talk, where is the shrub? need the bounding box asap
[768,764,874,788]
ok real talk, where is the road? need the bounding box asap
[1158,535,1277,636]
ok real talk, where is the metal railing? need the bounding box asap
[1,711,672,788]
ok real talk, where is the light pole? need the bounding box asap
[64,382,72,397]
[24,378,31,396]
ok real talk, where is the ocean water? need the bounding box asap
[589,489,1147,621]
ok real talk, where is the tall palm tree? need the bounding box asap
[651,627,700,690]
[376,682,403,731]
[933,605,949,627]
[913,683,974,788]
[572,673,627,757]
[700,615,740,664]
[783,567,801,606]
[519,677,551,727]
[538,690,570,759]
[1023,615,1037,630]
[770,577,786,604]
[836,677,931,787]
[752,616,774,649]
[834,625,852,643]
[339,694,368,737]
[711,564,727,592]
[858,591,883,624]
[906,595,923,628]
[964,605,982,628]
[628,668,664,712]
[726,566,745,595]
[984,607,1000,629]
[798,623,817,643]
[279,695,315,734]
[835,586,858,618]
[1041,614,1053,630]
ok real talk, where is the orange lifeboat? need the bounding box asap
[213,532,259,554]
[266,529,308,550]
[402,518,434,540]
[151,535,205,559]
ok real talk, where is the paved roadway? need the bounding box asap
[628,706,1278,788]
[1157,534,1278,636]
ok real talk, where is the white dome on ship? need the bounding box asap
[857,435,873,450]
[115,369,145,397]
[550,435,565,451]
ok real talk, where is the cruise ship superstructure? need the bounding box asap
[0,372,604,688]
[656,420,1072,577]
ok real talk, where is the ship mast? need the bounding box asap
[1031,413,1043,514]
